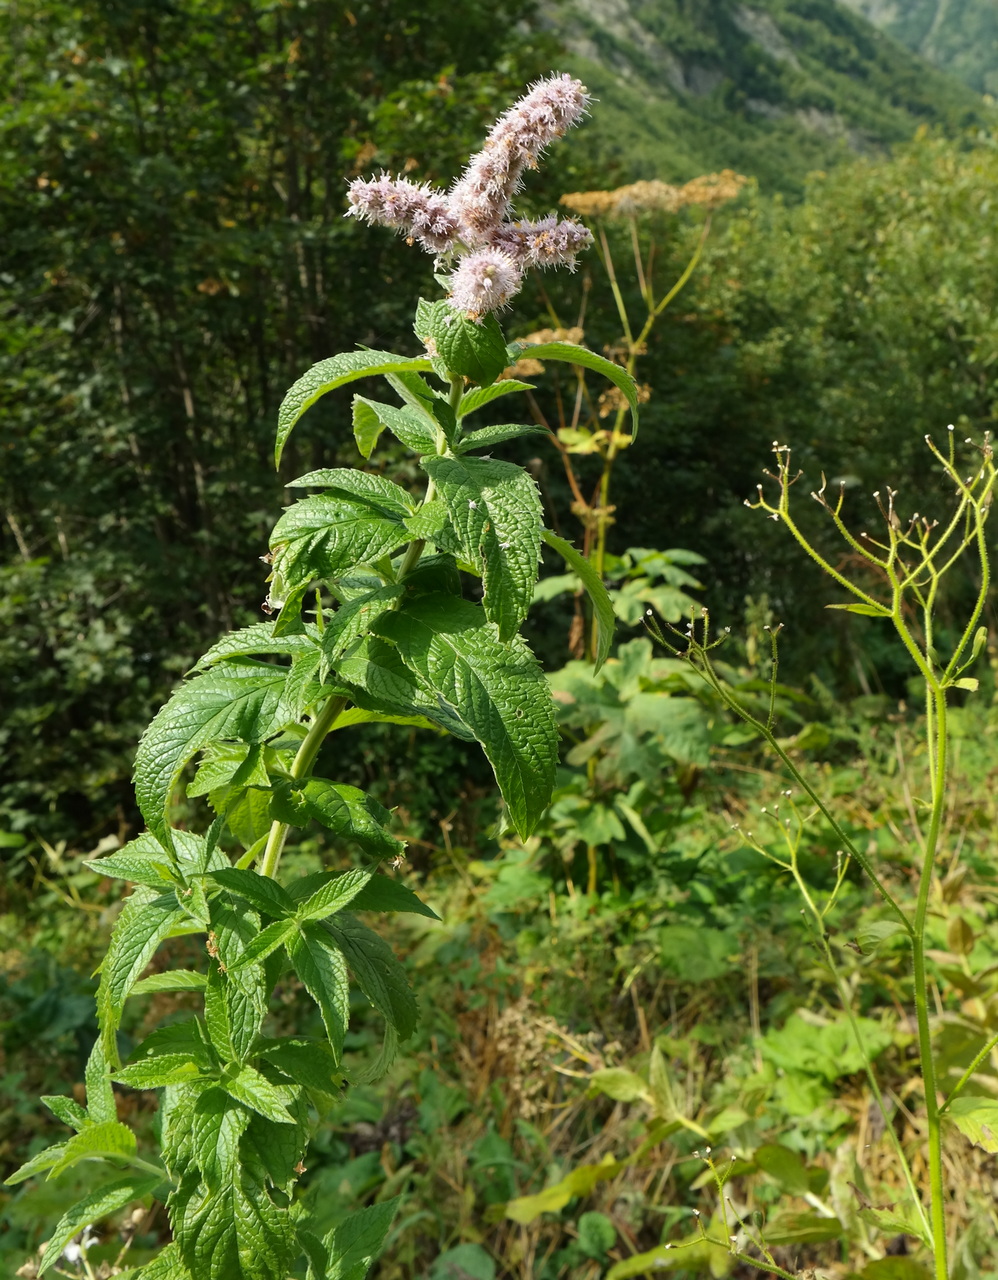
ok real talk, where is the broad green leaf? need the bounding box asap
[762,1211,844,1244]
[173,1166,297,1280]
[204,962,234,1059]
[320,585,403,666]
[259,1037,341,1097]
[84,848,175,889]
[455,421,549,454]
[416,299,508,386]
[422,455,542,640]
[337,634,474,740]
[98,889,186,1062]
[374,595,558,837]
[5,1141,70,1186]
[297,868,373,921]
[276,349,434,465]
[954,676,979,692]
[220,784,277,852]
[754,1143,810,1195]
[352,394,438,456]
[194,623,319,670]
[211,897,269,1061]
[287,469,416,517]
[85,1037,118,1124]
[856,920,908,952]
[39,1176,162,1275]
[322,913,418,1041]
[223,1064,295,1124]
[190,1087,247,1191]
[226,917,298,971]
[48,1119,137,1178]
[291,779,405,860]
[350,874,440,920]
[130,1243,189,1280]
[504,1155,621,1223]
[542,529,615,672]
[321,1198,400,1280]
[287,926,350,1062]
[403,498,450,540]
[275,648,324,723]
[269,495,407,593]
[211,868,295,918]
[41,1095,89,1132]
[132,967,205,998]
[116,1057,203,1088]
[946,1096,998,1152]
[271,581,310,636]
[241,1099,309,1194]
[458,379,535,418]
[189,742,270,799]
[134,662,288,847]
[128,1020,214,1071]
[507,340,640,438]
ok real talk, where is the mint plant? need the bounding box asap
[7,76,636,1280]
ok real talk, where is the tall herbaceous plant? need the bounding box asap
[8,76,634,1280]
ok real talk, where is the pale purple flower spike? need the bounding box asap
[346,74,593,318]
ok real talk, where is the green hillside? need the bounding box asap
[840,0,998,93]
[543,0,987,193]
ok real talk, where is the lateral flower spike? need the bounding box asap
[346,74,593,318]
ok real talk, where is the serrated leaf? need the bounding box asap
[204,962,234,1059]
[946,1096,998,1151]
[270,495,407,594]
[352,394,438,456]
[135,663,288,847]
[219,784,277,852]
[458,380,535,418]
[456,422,549,453]
[321,585,404,666]
[403,498,450,540]
[350,874,440,920]
[352,398,386,459]
[84,848,176,889]
[241,1098,309,1193]
[129,1242,189,1280]
[329,708,438,733]
[276,349,434,465]
[130,969,209,997]
[416,299,509,386]
[194,624,319,670]
[211,897,269,1061]
[258,1038,341,1097]
[5,1141,70,1186]
[39,1175,162,1275]
[223,1064,295,1124]
[116,1056,203,1088]
[48,1119,137,1178]
[190,1087,247,1191]
[173,1165,297,1280]
[507,340,640,438]
[275,649,325,723]
[296,779,405,860]
[337,634,474,739]
[542,529,615,672]
[211,868,295,917]
[42,1095,89,1131]
[297,868,372,921]
[190,742,271,799]
[374,595,557,837]
[287,927,350,1062]
[98,889,186,1062]
[322,913,418,1041]
[321,1198,400,1280]
[422,455,542,640]
[287,468,416,517]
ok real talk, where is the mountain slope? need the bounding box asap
[839,0,998,93]
[543,0,986,194]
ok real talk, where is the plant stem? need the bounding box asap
[939,1029,998,1114]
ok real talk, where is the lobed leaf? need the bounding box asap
[276,349,434,466]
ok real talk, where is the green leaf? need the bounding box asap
[85,1037,118,1124]
[134,662,288,847]
[194,624,318,670]
[241,1101,308,1194]
[116,1056,203,1089]
[762,1211,844,1245]
[825,601,890,616]
[276,349,434,465]
[507,340,640,438]
[227,918,298,971]
[297,868,373,921]
[856,920,908,952]
[422,455,543,639]
[173,1166,297,1280]
[131,969,208,997]
[39,1176,162,1275]
[352,394,438,456]
[287,469,416,517]
[41,1095,89,1131]
[5,1141,70,1186]
[220,784,277,852]
[954,676,980,691]
[190,1086,248,1191]
[223,1064,295,1124]
[456,421,548,454]
[753,1143,811,1195]
[458,380,535,418]
[98,889,186,1062]
[403,498,450,540]
[275,648,325,723]
[542,529,615,672]
[416,299,509,386]
[337,635,474,740]
[48,1120,137,1178]
[259,1037,341,1097]
[298,779,405,859]
[321,1198,400,1280]
[130,1243,189,1280]
[374,595,558,837]
[211,897,270,1061]
[287,926,350,1062]
[211,868,295,918]
[269,495,407,593]
[588,1067,649,1103]
[859,1204,932,1246]
[504,1155,621,1223]
[190,742,270,798]
[946,1096,998,1151]
[84,848,176,889]
[320,585,404,666]
[350,874,440,920]
[322,913,418,1041]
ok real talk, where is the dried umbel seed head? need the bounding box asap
[345,74,592,316]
